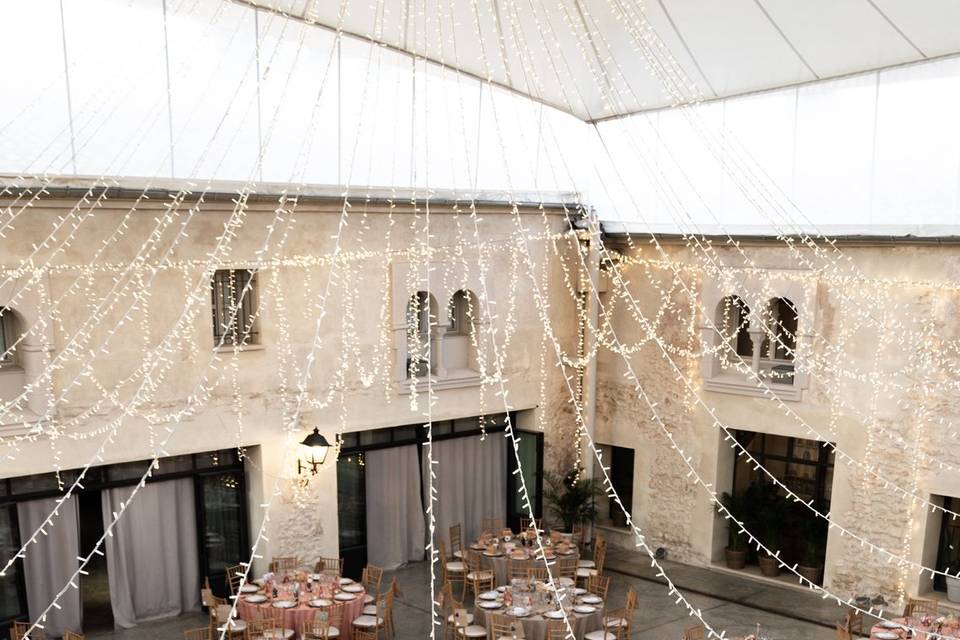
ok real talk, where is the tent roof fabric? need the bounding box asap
[240,0,960,121]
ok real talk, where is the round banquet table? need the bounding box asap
[471,544,580,586]
[237,584,367,640]
[472,594,603,640]
[869,617,960,639]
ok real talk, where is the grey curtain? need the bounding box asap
[364,445,426,569]
[17,496,82,638]
[427,435,507,546]
[102,478,200,629]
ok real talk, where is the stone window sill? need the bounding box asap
[398,369,482,395]
[703,373,802,402]
[214,343,265,354]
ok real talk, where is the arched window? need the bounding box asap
[406,292,436,378]
[448,290,474,335]
[0,307,18,368]
[763,297,798,361]
[718,295,752,359]
[443,290,479,374]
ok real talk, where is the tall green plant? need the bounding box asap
[718,491,750,550]
[544,468,602,532]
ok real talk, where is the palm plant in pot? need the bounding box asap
[544,468,602,533]
[795,512,827,586]
[717,491,750,569]
[751,482,787,577]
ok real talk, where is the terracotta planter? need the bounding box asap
[797,564,821,585]
[758,555,781,577]
[725,548,748,570]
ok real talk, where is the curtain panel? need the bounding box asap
[101,478,200,629]
[364,445,426,570]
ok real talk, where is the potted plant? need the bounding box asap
[717,491,749,569]
[544,468,602,533]
[751,482,786,578]
[796,515,826,585]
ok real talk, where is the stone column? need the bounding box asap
[431,326,447,378]
[21,342,53,416]
[748,328,765,375]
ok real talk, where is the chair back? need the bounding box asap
[63,633,85,640]
[682,623,706,640]
[545,620,568,640]
[362,564,384,597]
[905,597,938,618]
[527,566,550,581]
[464,549,484,574]
[353,629,379,640]
[519,517,542,532]
[214,604,245,633]
[586,574,610,600]
[225,563,245,595]
[507,558,529,581]
[488,613,514,639]
[449,523,463,555]
[183,629,210,640]
[843,608,863,636]
[12,622,44,640]
[481,516,504,533]
[270,556,299,573]
[835,622,851,640]
[556,556,578,580]
[593,541,607,573]
[316,557,343,576]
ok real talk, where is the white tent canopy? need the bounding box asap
[246,0,960,121]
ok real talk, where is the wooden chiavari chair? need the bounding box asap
[481,517,504,533]
[681,624,706,640]
[603,586,638,636]
[519,517,542,532]
[63,633,85,640]
[464,550,495,599]
[904,597,938,618]
[269,556,299,573]
[249,606,295,640]
[183,630,210,640]
[527,566,550,581]
[315,557,343,576]
[214,603,249,638]
[576,541,607,587]
[586,574,610,601]
[842,608,863,637]
[352,580,394,640]
[571,522,584,549]
[300,601,345,639]
[12,621,45,640]
[439,538,467,598]
[546,620,568,640]
[353,630,379,640]
[556,556,578,585]
[487,614,516,640]
[578,536,605,569]
[362,564,384,605]
[225,563,246,596]
[506,557,530,582]
[450,523,465,560]
[584,621,620,640]
[835,623,852,640]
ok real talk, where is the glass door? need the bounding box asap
[506,431,543,532]
[337,454,367,580]
[197,471,247,597]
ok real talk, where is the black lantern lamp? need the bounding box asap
[298,427,331,475]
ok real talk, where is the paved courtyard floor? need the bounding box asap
[88,556,843,639]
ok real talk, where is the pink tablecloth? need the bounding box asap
[237,591,366,640]
[870,617,960,640]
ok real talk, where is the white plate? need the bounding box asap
[496,586,509,592]
[240,584,260,594]
[558,549,576,555]
[334,593,356,601]
[479,601,502,610]
[342,584,364,593]
[880,622,901,629]
[573,605,596,614]
[544,610,565,620]
[339,577,353,585]
[272,600,297,609]
[309,599,332,608]
[509,607,530,618]
[573,588,587,596]
[310,574,323,581]
[874,633,898,640]
[479,591,499,601]
[581,595,602,605]
[483,551,503,557]
[244,595,267,604]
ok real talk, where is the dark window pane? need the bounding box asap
[202,473,244,574]
[196,449,237,469]
[9,473,60,495]
[359,429,391,446]
[0,505,24,619]
[337,458,365,550]
[453,418,477,433]
[432,422,452,436]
